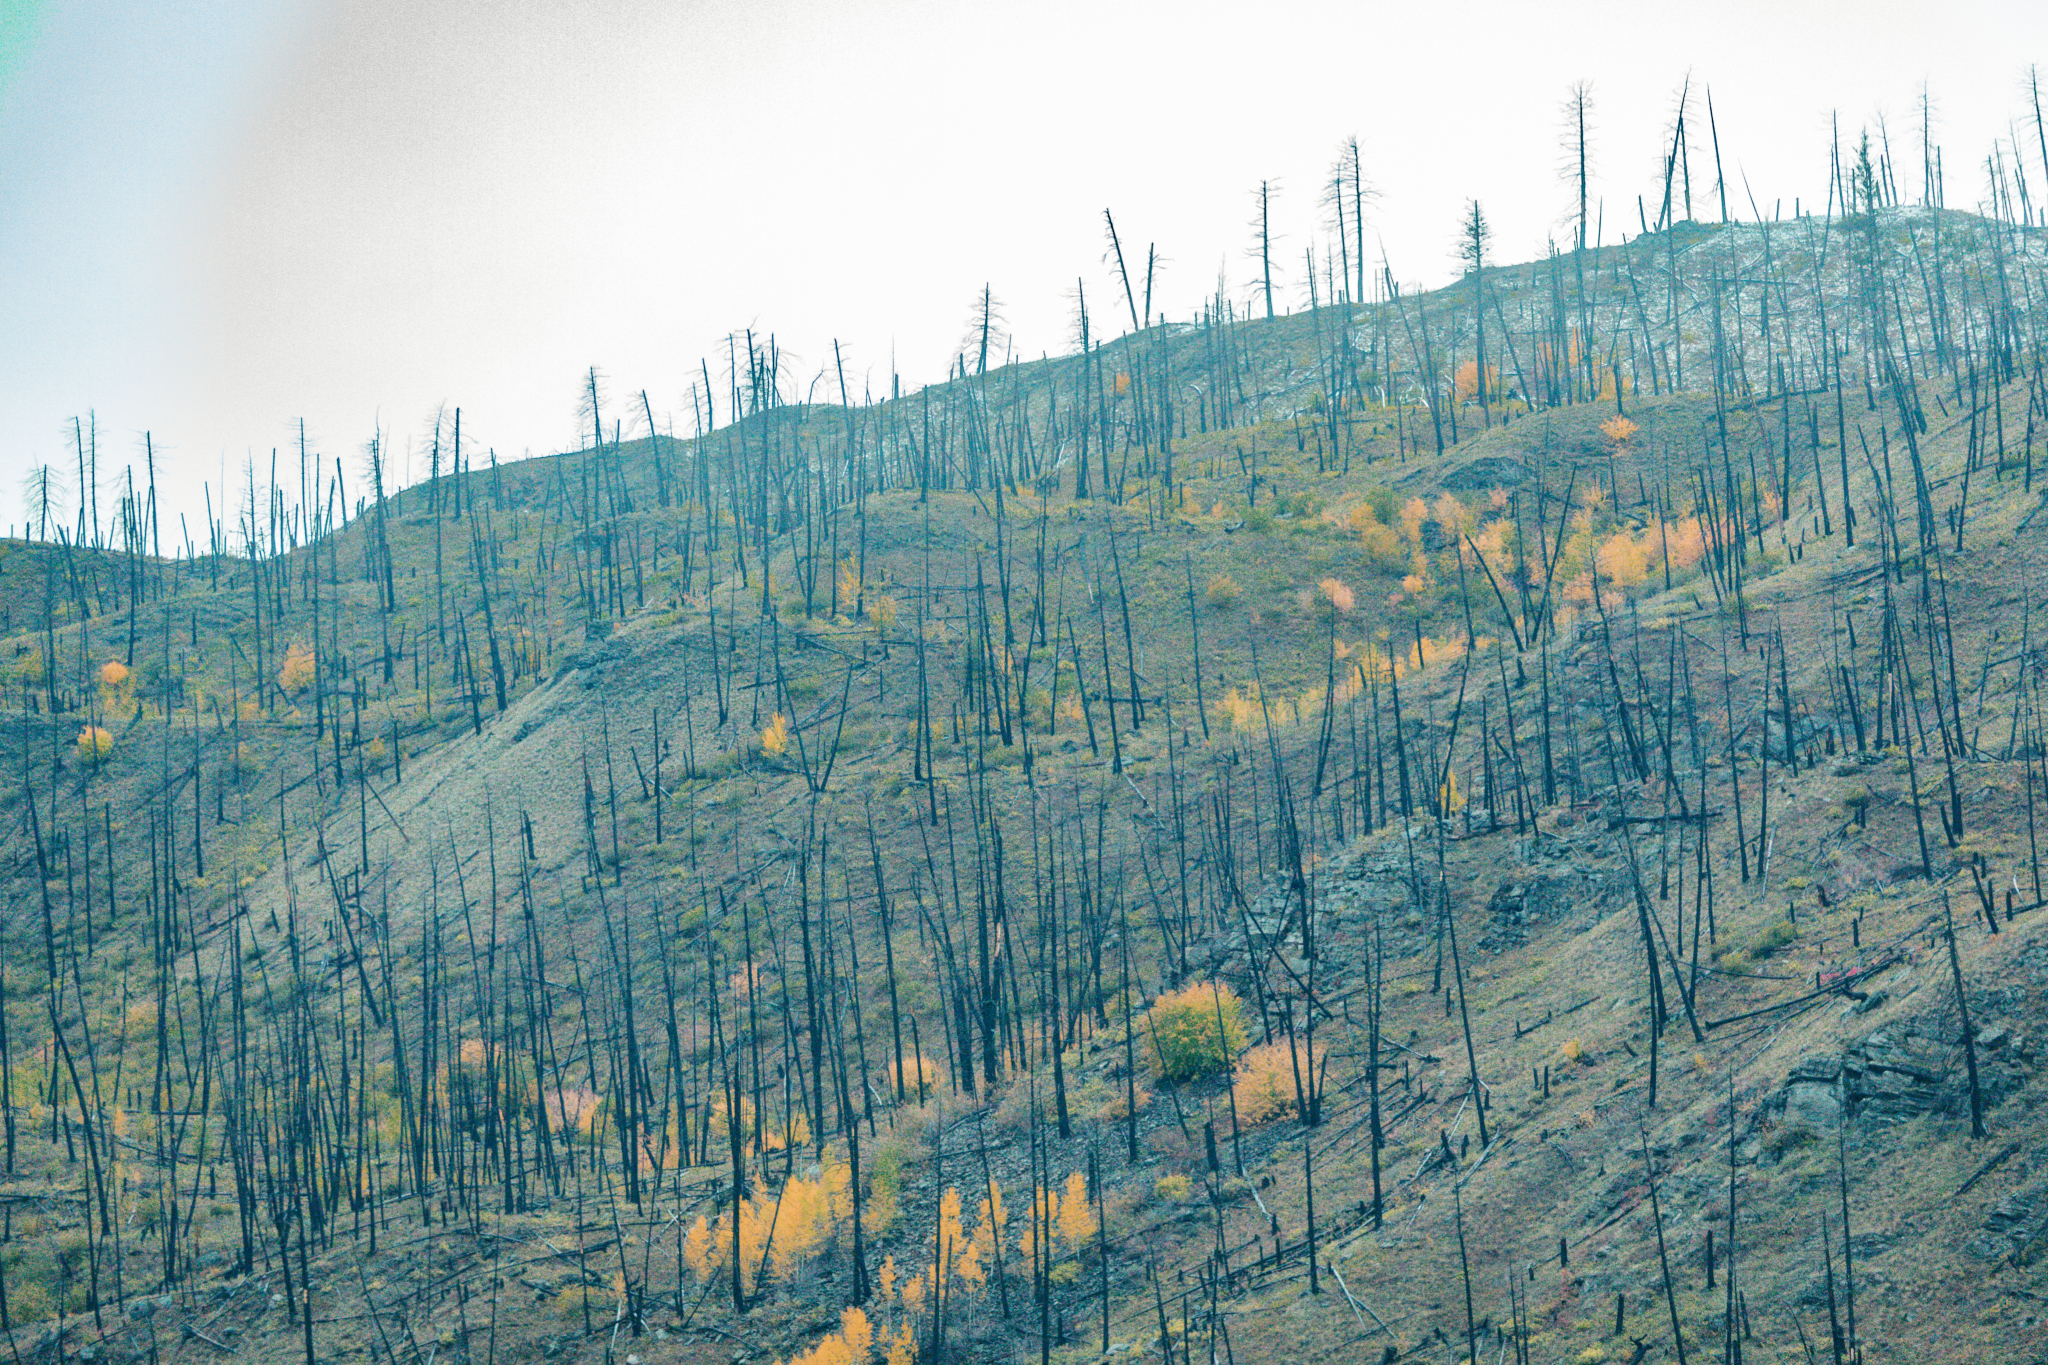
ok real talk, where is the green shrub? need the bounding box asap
[5,1281,52,1324]
[870,1128,923,1210]
[1024,686,1053,728]
[1749,920,1799,958]
[1145,981,1248,1082]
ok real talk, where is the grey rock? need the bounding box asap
[1784,1081,1842,1130]
[1986,1176,2048,1265]
[1442,455,1529,490]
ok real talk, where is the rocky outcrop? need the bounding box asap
[1441,455,1528,490]
[1782,1054,1845,1130]
[1980,1174,2048,1265]
[1766,1031,1954,1140]
[1479,871,1589,950]
[1840,1032,1951,1119]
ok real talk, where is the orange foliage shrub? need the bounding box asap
[278,640,315,696]
[890,1177,1024,1330]
[1017,1170,1098,1264]
[1358,520,1404,570]
[767,1161,851,1281]
[1232,1042,1307,1126]
[1600,415,1640,444]
[890,1054,941,1099]
[730,962,770,1003]
[1399,497,1429,544]
[684,1197,767,1294]
[1315,577,1354,615]
[1453,360,1501,404]
[1664,517,1706,572]
[1350,641,1393,687]
[75,726,113,762]
[1401,551,1433,598]
[1468,517,1509,564]
[546,1084,602,1133]
[1595,531,1649,588]
[1433,493,1471,538]
[1216,682,1297,733]
[895,1183,994,1305]
[775,1306,873,1365]
[1056,1170,1097,1250]
[684,1154,855,1292]
[960,1179,1005,1286]
[1217,685,1259,733]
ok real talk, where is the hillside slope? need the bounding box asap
[0,213,2044,1365]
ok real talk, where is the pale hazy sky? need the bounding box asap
[2,0,2043,531]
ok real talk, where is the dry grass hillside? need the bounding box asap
[0,209,2044,1365]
